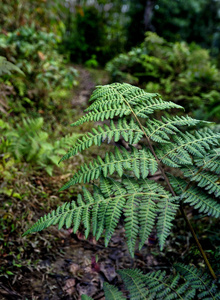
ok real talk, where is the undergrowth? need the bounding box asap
[106,32,220,121]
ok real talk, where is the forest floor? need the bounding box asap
[0,66,218,300]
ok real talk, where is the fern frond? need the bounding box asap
[72,102,131,127]
[123,177,140,254]
[134,99,182,118]
[103,282,126,300]
[118,269,149,300]
[169,175,220,218]
[139,195,157,250]
[25,82,220,282]
[118,268,195,300]
[60,119,143,162]
[182,186,220,218]
[175,263,219,299]
[157,196,180,250]
[98,264,219,300]
[145,115,201,143]
[24,176,176,256]
[87,83,138,110]
[158,129,220,167]
[182,166,220,197]
[195,148,220,174]
[0,56,24,76]
[60,146,158,191]
[73,83,182,127]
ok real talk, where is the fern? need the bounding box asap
[175,264,220,299]
[83,264,219,300]
[60,146,158,190]
[103,282,126,300]
[181,166,220,197]
[24,176,179,254]
[25,82,220,250]
[24,83,220,293]
[0,56,24,76]
[60,119,143,162]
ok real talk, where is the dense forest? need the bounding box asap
[0,0,220,299]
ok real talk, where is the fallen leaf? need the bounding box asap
[69,263,80,275]
[63,278,76,296]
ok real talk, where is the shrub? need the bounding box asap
[0,26,78,112]
[1,117,81,176]
[106,32,220,121]
[24,83,220,298]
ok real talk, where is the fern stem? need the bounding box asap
[179,205,217,281]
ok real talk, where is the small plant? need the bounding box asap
[1,117,81,175]
[24,83,220,298]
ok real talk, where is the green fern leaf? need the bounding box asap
[169,175,220,218]
[73,83,182,127]
[158,129,220,167]
[134,99,183,118]
[118,267,195,299]
[195,148,220,174]
[118,269,149,300]
[64,119,143,161]
[60,146,158,190]
[24,175,178,256]
[175,263,218,299]
[157,196,180,250]
[139,192,157,250]
[103,282,126,300]
[145,115,201,143]
[182,166,220,197]
[72,103,131,127]
[0,56,24,76]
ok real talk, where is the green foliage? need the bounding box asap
[0,0,65,33]
[63,5,107,64]
[103,282,126,300]
[81,263,220,299]
[81,295,93,300]
[0,56,24,76]
[1,117,81,175]
[62,2,128,65]
[25,83,220,255]
[106,32,220,120]
[152,0,220,55]
[96,264,220,300]
[0,26,78,113]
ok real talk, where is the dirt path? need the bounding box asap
[71,66,96,109]
[71,66,109,109]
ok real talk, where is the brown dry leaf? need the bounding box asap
[100,262,117,282]
[77,282,98,298]
[69,263,80,275]
[63,278,76,296]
